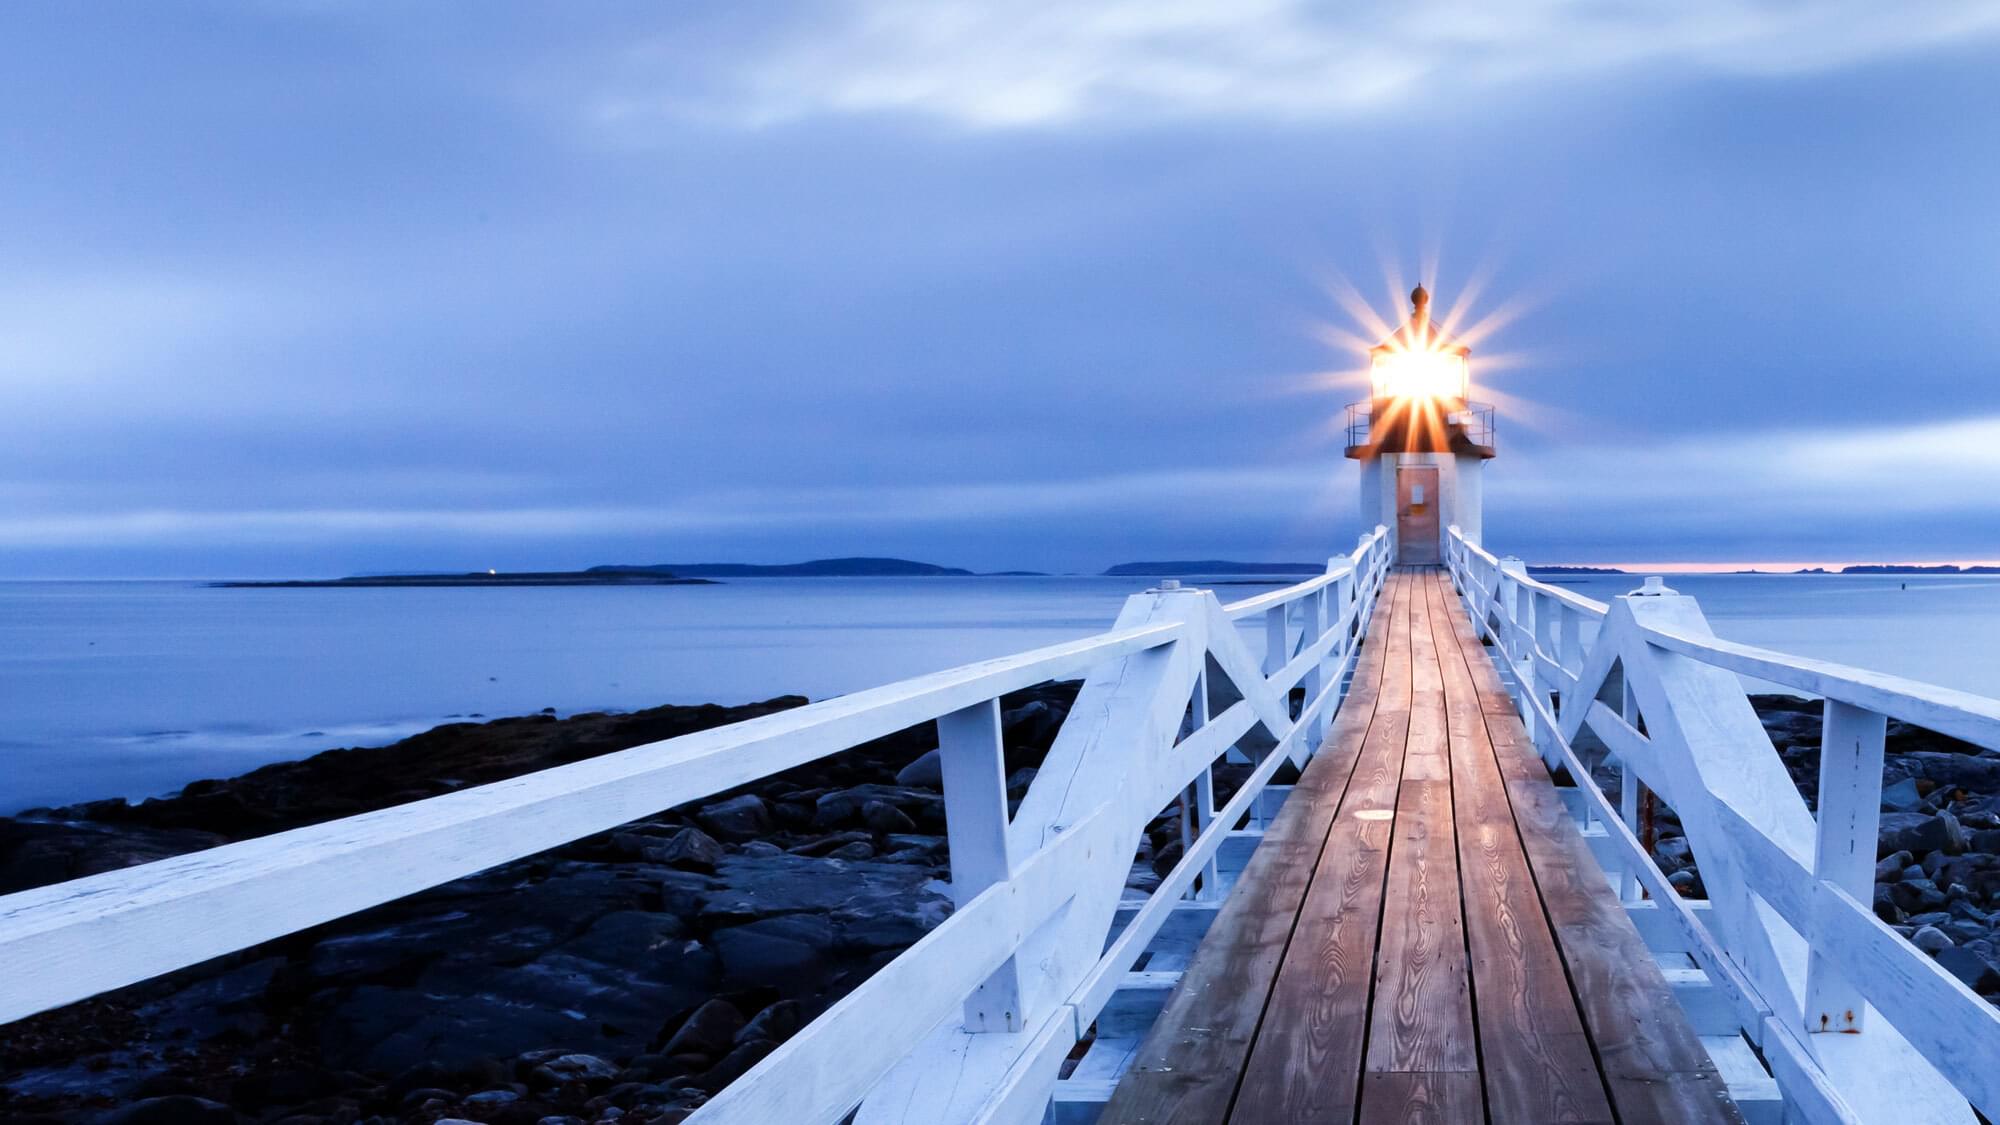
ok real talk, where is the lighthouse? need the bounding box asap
[1344,284,1495,565]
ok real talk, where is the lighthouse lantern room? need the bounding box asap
[1344,284,1495,565]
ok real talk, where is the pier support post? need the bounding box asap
[1805,699,1886,1034]
[938,698,1025,1032]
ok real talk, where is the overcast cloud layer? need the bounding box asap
[5,3,2000,576]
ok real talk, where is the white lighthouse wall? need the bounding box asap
[1358,458,1386,542]
[1452,450,1484,547]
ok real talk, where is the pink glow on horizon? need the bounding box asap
[1555,560,2000,574]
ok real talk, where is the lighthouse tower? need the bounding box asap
[1344,285,1495,565]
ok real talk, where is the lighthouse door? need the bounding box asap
[1397,467,1441,565]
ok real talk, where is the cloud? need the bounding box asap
[0,463,1345,548]
[1509,414,2000,515]
[595,0,2000,130]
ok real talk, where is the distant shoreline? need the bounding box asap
[214,571,718,588]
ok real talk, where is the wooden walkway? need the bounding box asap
[1101,570,1743,1124]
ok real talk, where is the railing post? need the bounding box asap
[1187,665,1221,900]
[937,698,1024,1032]
[1301,587,1326,748]
[1264,604,1287,683]
[1558,604,1582,688]
[1619,677,1642,902]
[1805,699,1887,1034]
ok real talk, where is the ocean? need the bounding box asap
[5,572,1999,812]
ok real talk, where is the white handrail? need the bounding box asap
[0,525,1396,1125]
[1446,524,2000,1125]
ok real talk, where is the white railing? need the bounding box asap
[0,527,1393,1124]
[1446,525,2000,1125]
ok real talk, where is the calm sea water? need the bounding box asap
[4,572,1998,812]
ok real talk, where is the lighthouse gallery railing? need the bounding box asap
[1448,525,2000,1125]
[0,528,1393,1123]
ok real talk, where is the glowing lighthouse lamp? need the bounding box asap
[1345,284,1495,565]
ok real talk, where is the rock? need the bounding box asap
[1903,751,2000,792]
[695,854,943,925]
[661,998,745,1059]
[1668,870,1698,894]
[862,800,916,834]
[738,840,785,857]
[787,830,871,858]
[735,1000,802,1045]
[1654,837,1694,868]
[1912,925,1954,953]
[1880,777,1924,812]
[401,1087,461,1109]
[464,1088,520,1106]
[1880,812,1965,857]
[1875,850,1914,883]
[695,795,771,842]
[690,1040,774,1092]
[531,1053,620,1085]
[1890,878,1948,915]
[649,828,724,872]
[557,910,690,969]
[1935,947,2000,992]
[1873,883,1901,922]
[94,1097,240,1125]
[1006,768,1038,794]
[827,841,874,860]
[894,749,943,789]
[137,956,282,1041]
[711,915,836,986]
[811,791,859,829]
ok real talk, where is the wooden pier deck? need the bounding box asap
[1101,570,1743,1124]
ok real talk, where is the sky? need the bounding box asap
[6,2,2000,577]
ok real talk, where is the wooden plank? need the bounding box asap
[1425,575,1614,1125]
[1226,574,1416,1122]
[1362,780,1475,1075]
[1099,574,1403,1125]
[1435,577,1743,1125]
[1357,1071,1483,1125]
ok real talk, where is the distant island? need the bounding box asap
[1528,565,1628,575]
[215,570,717,588]
[220,557,1000,588]
[1104,560,1325,576]
[590,557,976,577]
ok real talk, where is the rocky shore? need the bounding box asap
[7,688,1998,1123]
[1,682,1224,1125]
[1585,695,2000,1001]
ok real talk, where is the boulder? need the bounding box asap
[1912,925,1954,954]
[862,800,917,835]
[894,749,943,789]
[1935,947,2000,992]
[735,1000,802,1045]
[690,1040,774,1092]
[1875,850,1914,883]
[711,915,836,986]
[1880,777,1924,813]
[530,1053,620,1086]
[695,795,771,843]
[650,828,724,873]
[660,998,744,1059]
[94,1097,239,1125]
[1880,812,1966,858]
